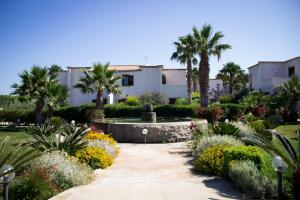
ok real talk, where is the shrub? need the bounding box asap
[220,103,245,120]
[194,144,228,175]
[125,96,140,106]
[219,95,233,104]
[245,112,256,122]
[76,147,113,169]
[9,170,57,200]
[228,160,276,199]
[154,105,196,117]
[0,109,35,124]
[85,109,105,121]
[223,146,269,175]
[104,104,143,118]
[174,98,189,105]
[191,135,243,158]
[230,121,255,137]
[197,105,224,124]
[252,105,267,119]
[85,131,117,145]
[138,91,168,105]
[249,120,265,132]
[32,151,94,187]
[213,122,239,137]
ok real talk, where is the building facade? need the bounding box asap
[57,65,223,106]
[248,57,300,93]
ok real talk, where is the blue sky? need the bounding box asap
[0,0,299,94]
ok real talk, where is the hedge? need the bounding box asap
[1,104,197,123]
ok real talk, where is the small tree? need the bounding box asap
[74,62,122,111]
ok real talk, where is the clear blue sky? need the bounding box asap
[0,0,299,94]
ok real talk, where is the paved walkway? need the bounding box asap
[51,143,241,200]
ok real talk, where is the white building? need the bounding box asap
[248,56,300,93]
[57,65,223,106]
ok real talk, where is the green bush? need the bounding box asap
[219,95,233,104]
[191,134,243,158]
[0,109,35,123]
[228,160,276,199]
[223,146,270,175]
[104,104,143,118]
[197,105,224,124]
[125,96,140,106]
[194,144,228,176]
[154,105,196,117]
[9,171,57,200]
[220,103,246,120]
[212,122,239,137]
[174,98,189,105]
[138,91,168,105]
[249,120,265,132]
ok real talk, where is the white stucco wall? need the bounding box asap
[57,65,224,106]
[248,57,300,93]
[163,69,186,85]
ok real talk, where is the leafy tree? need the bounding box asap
[171,34,197,104]
[216,62,248,95]
[192,24,231,107]
[74,62,122,110]
[12,65,67,124]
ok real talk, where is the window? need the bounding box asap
[288,67,295,77]
[162,74,166,84]
[122,75,134,86]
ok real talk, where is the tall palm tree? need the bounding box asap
[74,62,122,110]
[216,62,247,95]
[12,65,67,124]
[192,24,231,107]
[192,67,198,92]
[171,34,197,104]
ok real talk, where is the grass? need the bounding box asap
[0,126,32,151]
[275,124,299,152]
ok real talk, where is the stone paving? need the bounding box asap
[51,142,241,200]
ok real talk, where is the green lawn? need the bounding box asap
[0,127,32,150]
[275,124,300,139]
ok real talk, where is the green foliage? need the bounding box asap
[249,120,265,132]
[26,123,88,155]
[0,109,35,124]
[239,90,270,111]
[105,104,143,118]
[154,105,196,117]
[125,96,140,106]
[0,95,34,110]
[191,134,243,158]
[220,103,246,120]
[85,109,105,121]
[75,146,113,169]
[223,146,270,175]
[213,122,239,137]
[9,171,57,200]
[219,95,233,104]
[194,144,228,175]
[138,91,168,105]
[0,136,40,177]
[197,104,224,124]
[175,92,200,105]
[245,112,256,122]
[228,160,276,199]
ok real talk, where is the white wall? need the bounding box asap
[163,69,186,85]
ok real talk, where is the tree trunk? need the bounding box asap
[186,60,192,104]
[35,100,45,125]
[199,54,209,107]
[96,89,104,110]
[229,75,233,95]
[193,79,197,92]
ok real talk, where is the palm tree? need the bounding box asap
[12,65,67,124]
[216,62,248,95]
[192,24,231,107]
[192,67,198,92]
[74,62,122,110]
[47,83,68,117]
[171,34,197,104]
[276,76,300,114]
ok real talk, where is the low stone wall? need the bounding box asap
[94,120,207,143]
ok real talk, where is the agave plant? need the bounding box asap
[26,123,89,155]
[0,137,40,177]
[242,130,300,198]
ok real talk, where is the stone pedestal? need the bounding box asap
[141,112,156,123]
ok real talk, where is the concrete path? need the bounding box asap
[51,143,241,200]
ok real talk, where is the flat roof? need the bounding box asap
[248,56,300,69]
